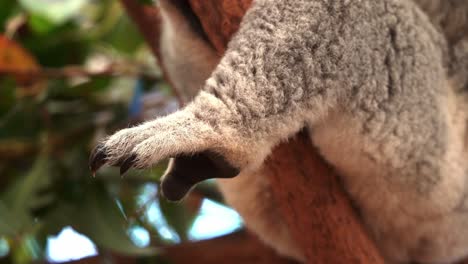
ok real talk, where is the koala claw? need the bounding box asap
[89,143,138,176]
[119,154,137,176]
[89,143,108,175]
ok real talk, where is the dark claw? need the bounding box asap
[89,143,108,175]
[120,154,137,176]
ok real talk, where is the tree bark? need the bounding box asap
[162,230,296,264]
[188,0,252,54]
[265,132,384,263]
[120,0,386,263]
[54,230,296,264]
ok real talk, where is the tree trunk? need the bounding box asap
[120,0,386,263]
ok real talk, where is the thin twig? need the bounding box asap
[0,64,161,82]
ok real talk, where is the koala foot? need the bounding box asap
[89,110,240,201]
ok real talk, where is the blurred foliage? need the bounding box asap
[0,1,226,263]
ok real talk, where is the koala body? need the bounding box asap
[90,0,468,263]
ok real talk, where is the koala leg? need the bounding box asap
[91,0,446,203]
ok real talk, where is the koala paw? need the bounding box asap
[89,111,240,201]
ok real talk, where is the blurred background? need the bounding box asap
[0,0,243,263]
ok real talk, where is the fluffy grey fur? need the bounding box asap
[90,0,468,263]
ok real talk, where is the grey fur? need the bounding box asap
[91,0,468,263]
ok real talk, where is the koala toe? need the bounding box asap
[89,142,109,174]
[88,126,148,175]
[119,153,138,176]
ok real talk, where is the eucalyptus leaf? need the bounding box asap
[103,15,144,53]
[27,14,57,35]
[0,2,18,32]
[0,155,54,235]
[71,184,158,256]
[0,202,21,236]
[0,102,42,140]
[0,79,17,120]
[19,0,87,24]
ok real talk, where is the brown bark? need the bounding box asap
[162,230,297,264]
[188,0,252,54]
[62,256,135,264]
[54,231,296,264]
[266,132,384,263]
[120,0,386,263]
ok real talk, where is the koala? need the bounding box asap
[90,0,468,263]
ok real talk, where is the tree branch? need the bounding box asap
[188,0,252,54]
[118,0,184,105]
[0,64,161,82]
[50,230,296,264]
[162,230,297,264]
[265,132,384,263]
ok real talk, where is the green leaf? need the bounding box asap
[7,155,53,211]
[22,24,91,67]
[27,14,56,35]
[0,154,54,236]
[70,76,112,94]
[103,15,144,53]
[0,78,16,115]
[0,202,21,236]
[71,184,158,255]
[0,2,19,31]
[19,0,87,24]
[0,101,42,140]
